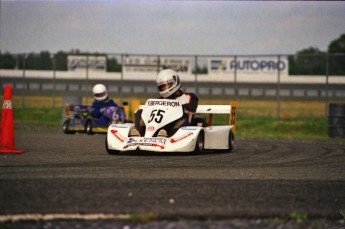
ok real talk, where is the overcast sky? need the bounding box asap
[1,1,344,55]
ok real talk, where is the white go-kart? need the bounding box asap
[105,98,237,154]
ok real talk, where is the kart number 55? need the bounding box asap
[148,109,165,123]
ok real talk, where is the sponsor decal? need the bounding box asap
[210,59,227,71]
[123,56,192,74]
[124,137,166,149]
[170,132,193,143]
[110,124,127,128]
[127,137,137,144]
[143,143,164,149]
[147,100,180,107]
[67,55,106,72]
[123,143,138,149]
[208,57,288,74]
[181,127,198,130]
[111,130,124,143]
[229,59,286,71]
[137,137,167,144]
[124,142,164,150]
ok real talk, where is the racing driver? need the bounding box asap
[131,69,199,137]
[91,83,120,125]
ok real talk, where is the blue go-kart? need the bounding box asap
[62,104,127,135]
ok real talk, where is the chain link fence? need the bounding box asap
[1,53,344,119]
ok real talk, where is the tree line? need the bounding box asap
[0,34,344,75]
[288,33,345,75]
[0,50,122,72]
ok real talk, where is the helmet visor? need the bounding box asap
[158,82,174,92]
[95,92,107,98]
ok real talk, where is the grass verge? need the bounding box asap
[237,117,328,140]
[9,107,332,140]
[1,96,341,140]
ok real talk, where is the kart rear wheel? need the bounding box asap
[105,137,120,155]
[194,131,204,154]
[228,130,235,152]
[62,120,75,134]
[85,120,93,135]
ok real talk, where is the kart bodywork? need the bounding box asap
[106,99,237,154]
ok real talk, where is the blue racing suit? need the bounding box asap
[91,98,119,125]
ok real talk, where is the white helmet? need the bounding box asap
[156,69,181,98]
[92,84,108,101]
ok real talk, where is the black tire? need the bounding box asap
[62,120,75,134]
[228,130,235,152]
[85,120,93,135]
[194,131,204,154]
[105,137,120,155]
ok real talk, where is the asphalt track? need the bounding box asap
[0,125,345,228]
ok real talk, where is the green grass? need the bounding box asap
[13,107,62,126]
[8,107,331,140]
[1,96,339,140]
[236,117,328,140]
[210,114,328,140]
[289,211,309,223]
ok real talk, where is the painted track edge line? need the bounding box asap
[0,214,131,222]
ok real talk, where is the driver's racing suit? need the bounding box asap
[91,98,119,125]
[135,90,199,136]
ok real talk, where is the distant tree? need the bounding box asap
[25,53,38,70]
[70,49,81,54]
[0,52,16,69]
[193,64,208,74]
[288,47,326,75]
[54,51,68,71]
[328,34,345,53]
[16,54,25,69]
[107,57,122,72]
[327,33,345,75]
[38,51,53,70]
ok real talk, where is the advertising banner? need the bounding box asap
[208,57,288,75]
[123,56,192,74]
[67,55,107,72]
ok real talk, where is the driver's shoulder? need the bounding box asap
[181,92,199,101]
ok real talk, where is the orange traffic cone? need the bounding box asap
[0,85,24,154]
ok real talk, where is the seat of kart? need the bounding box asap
[191,116,207,127]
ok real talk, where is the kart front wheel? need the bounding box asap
[194,131,204,154]
[62,120,75,134]
[85,120,93,135]
[105,137,120,155]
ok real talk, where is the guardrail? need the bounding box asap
[1,76,344,101]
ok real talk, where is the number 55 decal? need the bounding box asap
[148,109,165,123]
